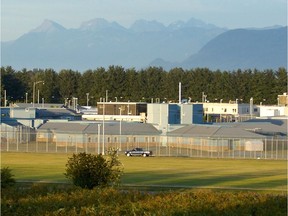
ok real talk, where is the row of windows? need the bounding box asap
[98,136,157,143]
[205,107,258,113]
[38,134,158,143]
[205,107,238,113]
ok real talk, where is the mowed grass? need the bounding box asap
[1,152,287,191]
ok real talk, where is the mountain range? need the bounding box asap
[1,18,287,71]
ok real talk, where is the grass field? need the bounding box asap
[1,152,287,191]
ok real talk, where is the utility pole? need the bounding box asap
[33,81,44,107]
[4,90,7,107]
[102,98,105,155]
[86,93,89,106]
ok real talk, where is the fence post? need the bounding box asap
[46,132,48,152]
[75,136,77,154]
[275,138,278,160]
[281,138,284,159]
[26,137,28,152]
[36,136,38,153]
[264,138,267,159]
[6,131,9,152]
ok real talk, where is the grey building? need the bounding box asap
[36,121,161,152]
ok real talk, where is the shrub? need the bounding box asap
[65,149,123,189]
[1,167,16,188]
[1,187,287,216]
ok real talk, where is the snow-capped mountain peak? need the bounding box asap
[31,19,66,33]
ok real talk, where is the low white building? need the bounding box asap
[259,106,287,117]
[202,102,259,122]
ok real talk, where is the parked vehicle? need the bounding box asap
[125,148,152,157]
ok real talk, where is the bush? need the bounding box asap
[65,149,123,189]
[1,167,16,188]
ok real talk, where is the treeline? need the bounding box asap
[1,66,287,106]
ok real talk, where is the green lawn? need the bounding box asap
[1,152,287,191]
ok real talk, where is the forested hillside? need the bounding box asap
[1,66,286,106]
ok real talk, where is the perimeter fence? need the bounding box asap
[1,130,287,160]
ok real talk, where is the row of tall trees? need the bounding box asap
[1,66,287,106]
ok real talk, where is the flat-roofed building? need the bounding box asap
[147,103,203,133]
[83,102,147,122]
[97,102,147,116]
[202,102,259,122]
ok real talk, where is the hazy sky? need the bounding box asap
[1,0,287,41]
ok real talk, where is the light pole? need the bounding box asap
[102,98,105,155]
[4,90,7,107]
[127,103,130,115]
[33,81,44,107]
[119,106,124,151]
[86,93,89,106]
[37,89,40,104]
[250,97,253,119]
[98,124,101,154]
[277,97,280,106]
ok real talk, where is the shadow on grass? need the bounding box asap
[122,169,287,191]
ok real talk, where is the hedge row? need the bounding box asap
[1,184,287,216]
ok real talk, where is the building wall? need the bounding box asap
[97,102,147,116]
[1,123,35,143]
[202,102,260,122]
[147,103,203,129]
[147,104,169,132]
[1,108,10,120]
[259,106,287,117]
[10,108,36,119]
[168,104,180,124]
[181,104,203,124]
[278,93,288,106]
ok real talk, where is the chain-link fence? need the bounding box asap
[1,130,287,160]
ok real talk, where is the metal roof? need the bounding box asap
[36,118,287,138]
[233,123,286,135]
[37,108,80,118]
[168,124,266,138]
[0,121,22,127]
[38,122,88,132]
[13,103,65,108]
[37,121,161,135]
